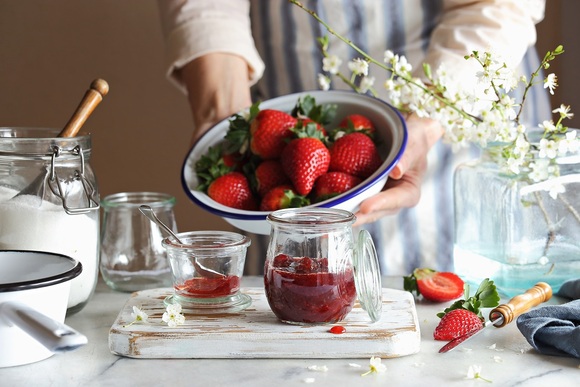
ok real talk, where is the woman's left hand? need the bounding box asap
[354,115,443,226]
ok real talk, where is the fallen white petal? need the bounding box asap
[348,363,362,368]
[302,378,316,384]
[307,365,328,372]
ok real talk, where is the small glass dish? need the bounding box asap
[162,231,252,313]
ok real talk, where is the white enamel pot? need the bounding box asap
[0,250,87,367]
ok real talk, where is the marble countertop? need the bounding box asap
[2,277,578,386]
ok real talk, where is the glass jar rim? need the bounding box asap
[101,192,176,209]
[161,230,251,251]
[267,208,355,226]
[0,127,92,157]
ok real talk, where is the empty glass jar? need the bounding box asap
[264,208,382,325]
[100,192,175,292]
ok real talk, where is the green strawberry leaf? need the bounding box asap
[436,278,500,320]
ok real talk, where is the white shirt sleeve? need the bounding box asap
[157,0,265,93]
[420,0,546,89]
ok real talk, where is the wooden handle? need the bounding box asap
[490,282,552,327]
[58,78,109,138]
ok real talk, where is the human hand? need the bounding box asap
[353,115,444,226]
[178,53,252,143]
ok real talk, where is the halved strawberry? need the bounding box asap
[433,309,483,341]
[311,172,361,203]
[207,172,258,210]
[329,132,382,179]
[404,268,464,302]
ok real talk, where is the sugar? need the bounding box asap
[0,186,98,309]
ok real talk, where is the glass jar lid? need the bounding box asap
[353,229,383,323]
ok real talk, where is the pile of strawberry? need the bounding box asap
[404,268,500,341]
[195,95,383,211]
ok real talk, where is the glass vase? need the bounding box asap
[453,148,580,297]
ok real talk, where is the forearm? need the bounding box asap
[157,0,264,93]
[178,53,252,138]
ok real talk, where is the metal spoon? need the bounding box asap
[138,205,225,279]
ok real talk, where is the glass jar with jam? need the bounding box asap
[264,208,382,325]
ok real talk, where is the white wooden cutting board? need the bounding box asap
[109,287,420,359]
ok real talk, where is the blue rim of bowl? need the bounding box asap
[0,250,83,292]
[181,90,408,221]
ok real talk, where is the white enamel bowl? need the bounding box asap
[0,250,86,367]
[181,90,407,235]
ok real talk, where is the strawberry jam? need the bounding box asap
[264,254,356,324]
[176,275,240,298]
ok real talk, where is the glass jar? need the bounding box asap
[454,148,580,297]
[100,192,175,292]
[162,231,252,313]
[0,127,100,314]
[264,208,382,325]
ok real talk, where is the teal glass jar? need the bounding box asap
[453,147,580,297]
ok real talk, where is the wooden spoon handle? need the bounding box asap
[490,282,552,327]
[58,79,109,138]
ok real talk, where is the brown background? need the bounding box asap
[0,0,578,236]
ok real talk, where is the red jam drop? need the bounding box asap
[264,254,356,324]
[176,275,240,298]
[329,325,346,334]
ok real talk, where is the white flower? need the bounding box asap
[547,180,566,199]
[552,104,574,119]
[383,50,396,64]
[348,58,369,76]
[123,306,149,327]
[466,365,492,382]
[317,73,330,91]
[544,73,558,95]
[529,159,551,182]
[539,138,558,159]
[559,130,580,154]
[359,76,375,93]
[538,120,557,132]
[361,356,387,376]
[162,303,185,327]
[322,54,342,74]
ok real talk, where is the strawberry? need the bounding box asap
[311,172,362,202]
[250,109,297,159]
[252,159,290,197]
[207,171,258,210]
[281,136,330,196]
[259,185,310,211]
[339,113,375,133]
[404,268,464,302]
[433,309,483,341]
[437,278,500,319]
[329,132,382,179]
[291,94,337,126]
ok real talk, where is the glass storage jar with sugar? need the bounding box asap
[0,127,100,314]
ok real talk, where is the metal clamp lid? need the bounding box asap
[48,145,99,214]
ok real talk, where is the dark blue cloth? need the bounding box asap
[516,279,580,358]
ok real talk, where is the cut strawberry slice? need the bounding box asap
[404,268,464,302]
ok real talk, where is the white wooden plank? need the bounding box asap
[109,287,420,359]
